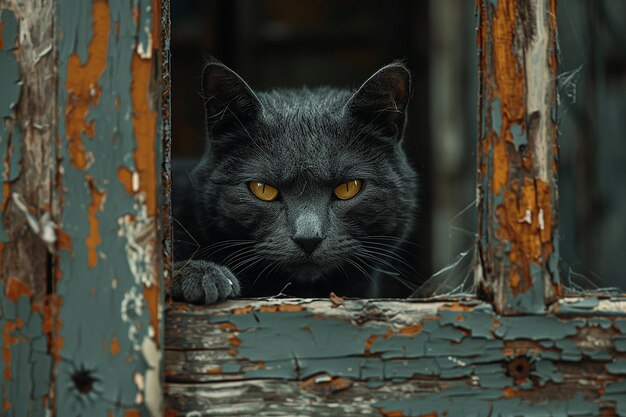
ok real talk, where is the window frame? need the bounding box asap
[0,0,625,416]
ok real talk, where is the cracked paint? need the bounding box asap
[166,298,626,416]
[476,0,560,314]
[55,0,163,415]
[0,277,51,416]
[2,0,164,414]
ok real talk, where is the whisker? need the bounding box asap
[355,251,418,291]
[345,258,374,286]
[195,240,256,258]
[359,244,420,274]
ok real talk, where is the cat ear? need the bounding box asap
[345,63,411,140]
[201,61,262,136]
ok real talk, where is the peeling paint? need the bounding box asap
[166,299,626,415]
[476,0,560,314]
[55,0,163,414]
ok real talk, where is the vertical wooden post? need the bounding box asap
[54,0,164,415]
[476,0,560,314]
[1,0,166,415]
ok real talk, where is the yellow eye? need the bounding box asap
[334,180,362,200]
[248,181,279,201]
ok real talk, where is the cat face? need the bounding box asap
[196,61,418,283]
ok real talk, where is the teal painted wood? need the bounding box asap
[55,0,164,415]
[475,0,561,314]
[165,298,626,416]
[1,1,166,415]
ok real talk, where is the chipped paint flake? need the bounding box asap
[118,202,157,288]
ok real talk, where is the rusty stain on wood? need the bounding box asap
[64,1,110,170]
[476,0,560,314]
[86,175,105,268]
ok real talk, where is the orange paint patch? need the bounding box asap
[143,284,160,344]
[5,277,32,301]
[399,324,423,336]
[117,166,134,194]
[220,323,237,332]
[124,410,141,417]
[380,410,407,417]
[441,303,474,312]
[258,304,305,312]
[206,367,222,375]
[496,177,554,294]
[300,374,353,396]
[510,271,520,289]
[229,335,241,347]
[110,336,120,356]
[364,334,378,355]
[492,1,525,122]
[2,321,18,379]
[130,54,157,216]
[503,387,517,398]
[491,131,508,196]
[1,183,10,212]
[86,176,105,268]
[57,228,72,251]
[64,1,110,169]
[232,306,254,315]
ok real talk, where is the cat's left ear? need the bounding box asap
[345,63,411,141]
[201,61,262,137]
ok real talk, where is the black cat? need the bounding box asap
[171,60,419,304]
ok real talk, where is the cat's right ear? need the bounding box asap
[201,62,262,136]
[345,62,411,141]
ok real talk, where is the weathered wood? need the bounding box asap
[476,0,561,314]
[54,0,164,415]
[165,298,626,416]
[0,3,56,415]
[1,0,166,415]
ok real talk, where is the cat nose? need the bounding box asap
[292,236,324,255]
[292,211,324,254]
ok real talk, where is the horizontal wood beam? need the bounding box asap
[165,298,626,416]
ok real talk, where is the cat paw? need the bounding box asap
[171,260,241,305]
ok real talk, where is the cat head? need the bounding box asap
[196,60,418,284]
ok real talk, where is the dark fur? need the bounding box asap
[171,61,418,304]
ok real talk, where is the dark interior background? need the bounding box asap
[171,0,626,294]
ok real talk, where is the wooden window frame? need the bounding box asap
[1,0,625,416]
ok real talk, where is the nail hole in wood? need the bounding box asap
[72,369,97,394]
[507,356,531,383]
